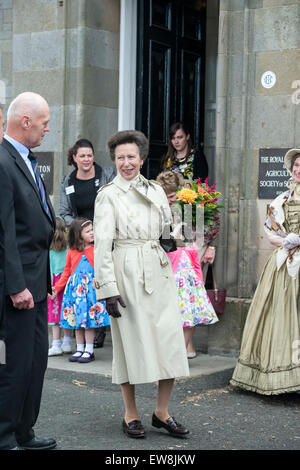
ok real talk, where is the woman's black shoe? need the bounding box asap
[152,413,189,436]
[122,419,146,438]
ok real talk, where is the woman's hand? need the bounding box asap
[105,295,126,318]
[282,233,300,251]
[201,246,216,264]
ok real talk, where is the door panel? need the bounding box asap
[149,41,171,143]
[179,51,202,141]
[136,0,206,179]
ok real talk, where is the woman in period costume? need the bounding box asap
[94,130,190,438]
[230,149,300,395]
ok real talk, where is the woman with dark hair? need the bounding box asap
[161,122,208,181]
[94,130,190,439]
[59,138,115,226]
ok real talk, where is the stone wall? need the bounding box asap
[215,0,300,298]
[0,0,13,107]
[1,0,120,210]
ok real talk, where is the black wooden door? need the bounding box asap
[136,0,206,179]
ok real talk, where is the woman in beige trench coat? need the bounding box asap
[94,130,190,439]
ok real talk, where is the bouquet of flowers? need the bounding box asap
[173,177,224,244]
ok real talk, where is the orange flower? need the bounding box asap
[177,188,198,204]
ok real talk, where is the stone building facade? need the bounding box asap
[0,0,299,355]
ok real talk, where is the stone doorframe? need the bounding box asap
[118,0,137,130]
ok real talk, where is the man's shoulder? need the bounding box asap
[0,141,12,157]
[0,143,13,169]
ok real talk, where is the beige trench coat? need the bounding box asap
[94,174,189,385]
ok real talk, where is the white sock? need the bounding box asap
[81,343,94,357]
[62,336,72,345]
[52,339,61,348]
[73,343,85,357]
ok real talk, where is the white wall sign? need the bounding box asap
[261,71,276,89]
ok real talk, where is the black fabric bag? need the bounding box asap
[159,225,177,253]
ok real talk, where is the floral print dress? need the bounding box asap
[170,248,218,327]
[60,254,110,330]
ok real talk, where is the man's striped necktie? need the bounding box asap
[28,151,52,221]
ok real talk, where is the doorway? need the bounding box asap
[136,0,207,179]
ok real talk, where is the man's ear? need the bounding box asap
[20,115,31,130]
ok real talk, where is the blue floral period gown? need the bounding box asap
[60,255,110,330]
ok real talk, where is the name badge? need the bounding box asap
[65,185,75,195]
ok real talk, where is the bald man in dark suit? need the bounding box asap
[0,93,56,450]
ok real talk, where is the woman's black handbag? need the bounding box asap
[159,225,177,253]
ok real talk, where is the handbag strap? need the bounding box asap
[211,265,217,291]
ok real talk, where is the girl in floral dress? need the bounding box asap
[51,217,110,363]
[157,172,218,358]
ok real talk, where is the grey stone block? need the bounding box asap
[13,30,64,72]
[85,0,120,32]
[82,66,119,108]
[263,0,300,7]
[79,104,118,156]
[31,30,65,70]
[248,95,294,147]
[12,33,31,72]
[66,27,119,70]
[0,0,12,9]
[252,5,299,52]
[13,0,58,34]
[13,69,65,105]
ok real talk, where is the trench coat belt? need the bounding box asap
[114,239,170,294]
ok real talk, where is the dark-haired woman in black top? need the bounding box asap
[60,139,115,226]
[161,122,208,181]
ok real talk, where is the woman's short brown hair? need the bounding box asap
[68,217,92,251]
[107,130,149,162]
[156,171,184,194]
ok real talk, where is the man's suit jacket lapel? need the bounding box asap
[2,139,39,194]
